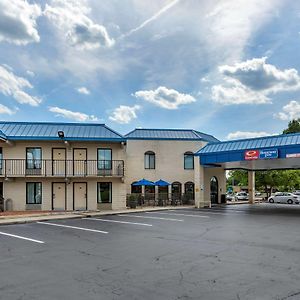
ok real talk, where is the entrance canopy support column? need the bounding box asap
[248,171,255,204]
[194,157,205,208]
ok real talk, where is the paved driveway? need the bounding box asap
[0,204,300,300]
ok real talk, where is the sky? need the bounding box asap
[0,0,300,141]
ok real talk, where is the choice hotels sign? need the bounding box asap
[244,149,278,160]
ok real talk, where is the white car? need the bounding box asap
[226,193,234,201]
[268,192,300,204]
[235,192,249,201]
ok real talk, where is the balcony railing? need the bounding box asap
[0,159,124,177]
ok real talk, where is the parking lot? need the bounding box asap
[1,204,300,300]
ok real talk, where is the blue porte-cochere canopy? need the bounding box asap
[196,133,300,171]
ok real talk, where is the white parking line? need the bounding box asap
[37,222,108,234]
[0,231,45,244]
[145,212,209,218]
[169,209,239,215]
[117,214,183,222]
[85,218,153,227]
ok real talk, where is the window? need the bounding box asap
[98,148,112,170]
[97,182,112,203]
[172,182,182,196]
[184,182,195,200]
[26,182,42,204]
[184,152,194,169]
[26,148,42,169]
[144,151,155,169]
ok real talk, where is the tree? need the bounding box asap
[227,170,300,198]
[283,119,300,134]
[227,170,247,186]
[227,119,300,196]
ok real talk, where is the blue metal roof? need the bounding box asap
[197,133,300,154]
[0,121,125,142]
[196,132,300,166]
[125,128,219,142]
[0,130,7,141]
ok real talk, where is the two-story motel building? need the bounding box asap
[0,121,225,211]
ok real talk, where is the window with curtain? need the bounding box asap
[26,148,42,169]
[144,151,155,169]
[184,152,194,169]
[98,149,112,170]
[97,182,112,203]
[26,182,42,204]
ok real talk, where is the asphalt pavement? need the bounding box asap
[0,203,300,300]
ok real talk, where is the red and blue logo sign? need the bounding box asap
[245,149,278,160]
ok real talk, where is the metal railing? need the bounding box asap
[0,159,124,177]
[126,193,195,207]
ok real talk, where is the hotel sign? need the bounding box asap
[245,149,278,160]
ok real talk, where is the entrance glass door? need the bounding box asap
[210,177,219,204]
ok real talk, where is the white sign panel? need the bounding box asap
[286,153,300,158]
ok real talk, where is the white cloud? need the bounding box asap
[204,1,282,61]
[109,105,140,124]
[44,0,114,50]
[134,86,196,110]
[77,87,90,95]
[219,57,300,93]
[0,104,15,115]
[212,57,300,105]
[122,0,181,38]
[226,131,273,140]
[26,70,35,77]
[212,81,271,105]
[49,106,99,122]
[0,0,41,45]
[201,76,210,83]
[0,65,41,106]
[273,100,300,121]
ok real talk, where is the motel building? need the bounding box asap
[1,121,300,212]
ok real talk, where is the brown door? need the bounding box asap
[73,149,87,176]
[73,182,87,210]
[52,148,66,176]
[52,183,66,210]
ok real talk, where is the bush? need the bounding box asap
[128,194,137,209]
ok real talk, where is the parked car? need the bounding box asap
[226,193,234,201]
[235,192,249,201]
[268,192,300,204]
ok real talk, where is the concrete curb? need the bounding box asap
[0,206,194,226]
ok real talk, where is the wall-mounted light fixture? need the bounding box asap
[58,131,64,138]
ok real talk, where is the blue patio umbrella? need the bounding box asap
[155,179,170,186]
[132,178,155,186]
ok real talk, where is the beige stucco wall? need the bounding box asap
[0,138,227,211]
[0,140,126,211]
[194,159,226,208]
[203,167,226,205]
[1,177,126,211]
[1,141,125,161]
[125,139,207,194]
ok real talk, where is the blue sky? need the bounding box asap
[0,0,300,140]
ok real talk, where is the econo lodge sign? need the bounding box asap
[244,149,278,160]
